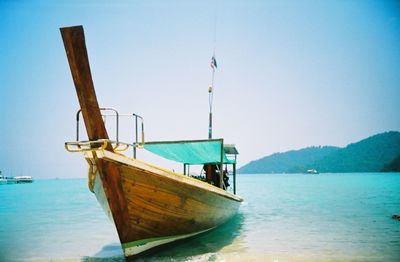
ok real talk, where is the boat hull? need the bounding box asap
[60,25,242,259]
[86,150,242,258]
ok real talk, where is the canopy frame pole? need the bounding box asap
[220,140,224,189]
[233,163,237,194]
[234,154,237,194]
[134,115,138,158]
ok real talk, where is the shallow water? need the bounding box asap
[0,173,399,261]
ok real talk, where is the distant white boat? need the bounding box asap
[0,173,33,184]
[14,176,34,183]
[306,169,319,174]
[0,175,7,185]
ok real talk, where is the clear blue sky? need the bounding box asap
[1,0,399,178]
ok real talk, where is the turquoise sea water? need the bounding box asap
[0,173,399,261]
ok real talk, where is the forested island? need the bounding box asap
[238,131,400,174]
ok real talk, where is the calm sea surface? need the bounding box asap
[0,173,399,261]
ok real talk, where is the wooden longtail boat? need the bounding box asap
[61,25,243,259]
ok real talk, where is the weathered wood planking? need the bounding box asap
[92,150,241,245]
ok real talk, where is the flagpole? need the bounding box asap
[209,12,217,139]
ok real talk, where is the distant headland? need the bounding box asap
[238,131,400,174]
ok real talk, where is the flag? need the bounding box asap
[210,56,217,71]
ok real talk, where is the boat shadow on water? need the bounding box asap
[82,213,245,262]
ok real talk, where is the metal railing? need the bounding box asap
[74,108,144,157]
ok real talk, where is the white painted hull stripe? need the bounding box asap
[122,228,214,257]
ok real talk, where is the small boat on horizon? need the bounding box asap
[14,176,34,183]
[0,173,7,185]
[61,25,243,259]
[0,171,33,184]
[306,169,319,174]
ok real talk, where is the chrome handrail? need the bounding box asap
[73,108,145,157]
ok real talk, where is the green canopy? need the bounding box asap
[144,139,237,165]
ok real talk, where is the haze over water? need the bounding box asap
[0,173,399,261]
[1,1,399,179]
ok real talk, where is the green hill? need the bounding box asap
[238,131,400,174]
[314,131,400,172]
[238,146,340,174]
